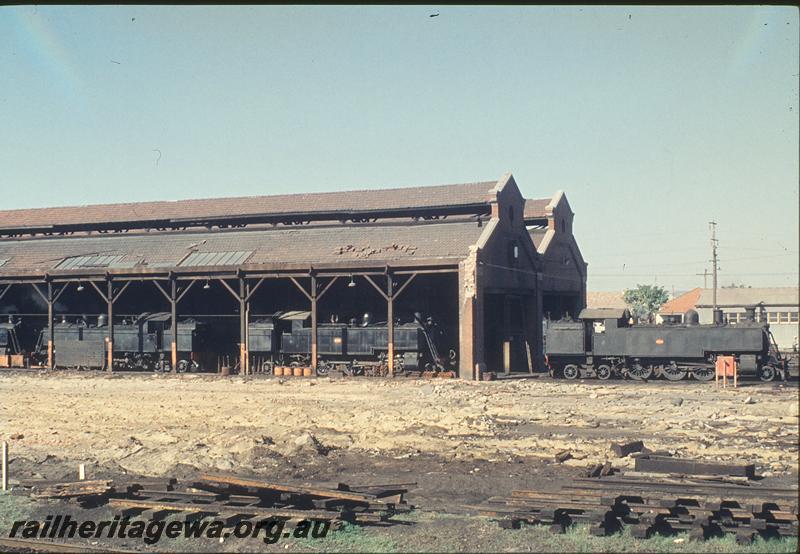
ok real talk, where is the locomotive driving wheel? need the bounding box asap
[562,364,580,380]
[316,360,331,376]
[691,367,715,381]
[758,365,776,382]
[661,363,687,381]
[628,363,653,381]
[595,365,612,380]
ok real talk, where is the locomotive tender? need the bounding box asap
[545,307,786,382]
[248,311,454,376]
[33,312,208,371]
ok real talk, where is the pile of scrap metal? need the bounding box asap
[469,457,798,544]
[15,473,413,528]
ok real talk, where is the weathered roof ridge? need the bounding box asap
[0,178,503,237]
[0,180,497,219]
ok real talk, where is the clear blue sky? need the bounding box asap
[1,5,797,293]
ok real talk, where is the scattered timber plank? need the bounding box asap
[554,450,572,463]
[610,441,644,458]
[634,456,756,479]
[570,477,798,496]
[197,473,385,504]
[108,498,385,523]
[622,471,750,484]
[31,479,113,499]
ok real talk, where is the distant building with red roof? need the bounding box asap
[657,287,702,323]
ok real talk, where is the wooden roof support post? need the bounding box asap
[99,279,132,372]
[154,277,193,372]
[32,280,70,370]
[363,274,394,376]
[170,276,178,373]
[312,275,339,372]
[288,276,314,370]
[310,274,317,371]
[106,279,114,372]
[32,281,53,369]
[47,281,54,369]
[239,276,247,375]
[365,272,417,377]
[88,280,114,372]
[387,274,394,376]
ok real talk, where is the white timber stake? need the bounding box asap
[78,463,86,481]
[1,441,8,491]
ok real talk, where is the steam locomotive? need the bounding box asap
[33,312,210,371]
[248,311,455,376]
[545,307,786,382]
[0,317,21,356]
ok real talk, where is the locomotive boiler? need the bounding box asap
[247,311,455,376]
[545,307,786,382]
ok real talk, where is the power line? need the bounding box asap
[590,271,798,277]
[589,251,797,271]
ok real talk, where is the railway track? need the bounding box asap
[0,537,134,553]
[471,473,799,543]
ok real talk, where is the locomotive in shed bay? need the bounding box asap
[1,310,454,375]
[31,313,212,371]
[544,306,787,382]
[247,311,455,376]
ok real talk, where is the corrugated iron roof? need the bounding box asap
[179,251,253,267]
[523,198,551,221]
[0,180,497,231]
[55,254,132,270]
[0,219,484,275]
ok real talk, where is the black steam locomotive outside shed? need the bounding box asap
[545,307,785,382]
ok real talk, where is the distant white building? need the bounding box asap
[695,287,799,351]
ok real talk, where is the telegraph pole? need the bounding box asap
[709,221,718,312]
[695,269,708,289]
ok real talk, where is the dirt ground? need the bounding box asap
[0,371,797,552]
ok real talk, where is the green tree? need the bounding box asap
[623,284,670,323]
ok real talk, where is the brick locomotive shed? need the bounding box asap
[0,173,587,379]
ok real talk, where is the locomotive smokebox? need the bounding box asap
[713,309,724,325]
[684,309,699,325]
[744,305,756,322]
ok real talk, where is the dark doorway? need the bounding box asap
[483,292,531,373]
